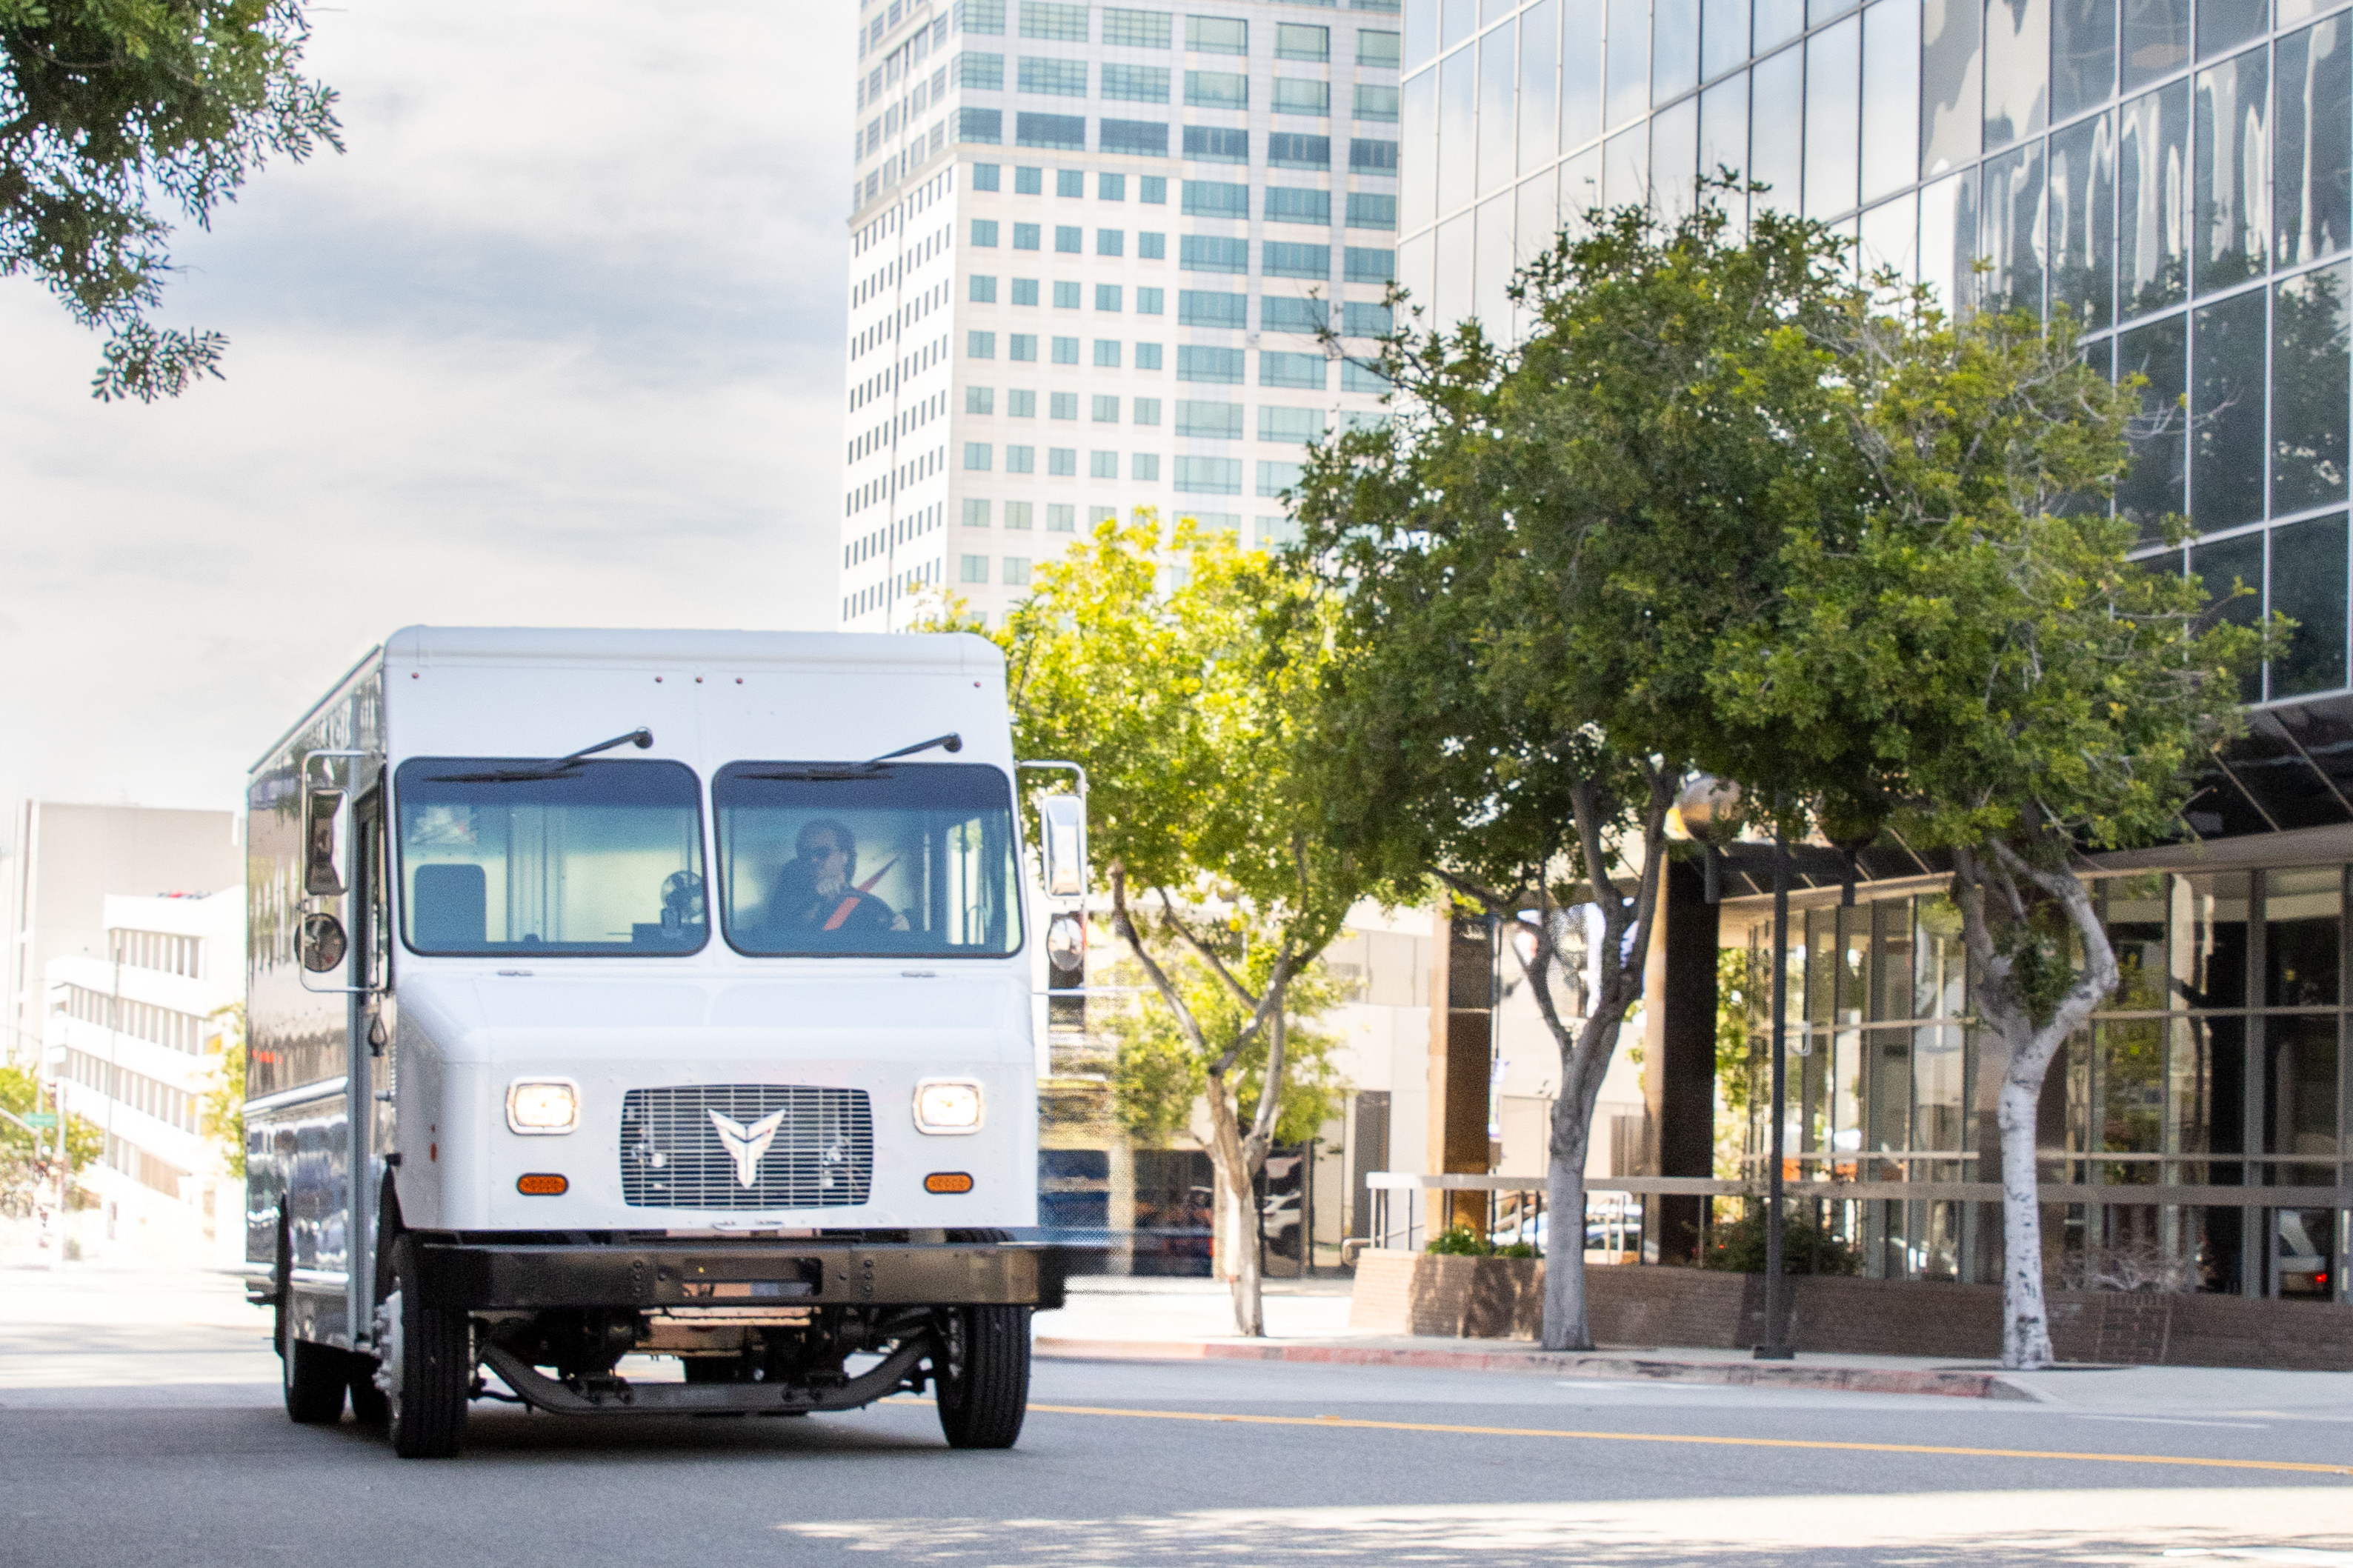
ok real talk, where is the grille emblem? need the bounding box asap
[708,1107,789,1188]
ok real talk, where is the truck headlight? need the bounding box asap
[913,1078,983,1135]
[507,1078,579,1135]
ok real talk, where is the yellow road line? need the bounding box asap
[1022,1404,2353,1478]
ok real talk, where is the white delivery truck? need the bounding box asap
[241,627,1082,1457]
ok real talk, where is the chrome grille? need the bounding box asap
[619,1085,873,1210]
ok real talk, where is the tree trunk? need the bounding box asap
[1994,1041,2057,1369]
[1542,1104,1594,1351]
[1202,1074,1262,1335]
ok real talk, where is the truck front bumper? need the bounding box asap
[416,1239,1067,1312]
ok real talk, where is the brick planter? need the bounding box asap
[1347,1249,2353,1369]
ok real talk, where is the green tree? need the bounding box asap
[1294,198,1866,1351]
[1711,294,2267,1367]
[994,513,1414,1335]
[2,0,341,399]
[202,1003,245,1178]
[0,1064,99,1215]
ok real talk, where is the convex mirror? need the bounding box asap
[299,913,349,973]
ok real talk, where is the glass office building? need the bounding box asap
[1401,0,2352,1301]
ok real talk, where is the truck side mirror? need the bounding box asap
[303,784,347,897]
[1036,793,1087,900]
[299,913,349,973]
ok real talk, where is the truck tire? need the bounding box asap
[934,1304,1031,1450]
[380,1234,470,1458]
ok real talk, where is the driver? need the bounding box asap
[769,818,904,933]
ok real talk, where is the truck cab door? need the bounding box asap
[349,789,393,1345]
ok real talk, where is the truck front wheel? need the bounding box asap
[934,1304,1031,1450]
[378,1235,471,1458]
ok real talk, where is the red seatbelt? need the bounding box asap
[822,857,899,931]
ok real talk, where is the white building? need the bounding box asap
[43,889,244,1261]
[839,0,1405,628]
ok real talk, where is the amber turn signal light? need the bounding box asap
[923,1172,974,1194]
[516,1172,569,1195]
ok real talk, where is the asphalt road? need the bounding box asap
[4,1256,2350,1568]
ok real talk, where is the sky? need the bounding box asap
[0,1,855,822]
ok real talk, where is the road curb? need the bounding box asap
[1033,1337,2034,1401]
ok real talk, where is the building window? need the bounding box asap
[1342,359,1390,394]
[1098,229,1125,256]
[1140,174,1168,202]
[1188,15,1246,53]
[1134,396,1162,424]
[1254,514,1302,547]
[1353,82,1399,121]
[1179,290,1248,328]
[1343,247,1394,284]
[1053,279,1082,307]
[1276,21,1331,61]
[1260,350,1327,389]
[1054,224,1083,253]
[1176,179,1251,217]
[962,51,1007,89]
[1052,335,1080,362]
[1103,7,1173,48]
[1057,167,1084,196]
[1136,286,1165,313]
[1006,500,1034,528]
[1181,234,1249,273]
[1346,191,1397,229]
[1014,221,1042,249]
[1103,64,1170,104]
[1265,187,1331,225]
[1096,338,1124,365]
[965,442,994,470]
[1183,125,1250,164]
[1348,137,1399,173]
[971,218,1001,246]
[964,498,993,526]
[1187,70,1249,110]
[1176,399,1245,438]
[960,107,1005,143]
[1009,388,1037,416]
[1342,301,1392,336]
[1273,79,1331,117]
[1018,56,1087,95]
[1258,459,1304,496]
[1262,297,1328,334]
[971,274,999,301]
[1136,341,1164,369]
[1264,241,1331,278]
[1091,450,1120,477]
[967,386,997,413]
[1259,406,1327,444]
[1051,390,1078,419]
[1013,276,1040,304]
[1049,447,1078,475]
[1019,1,1088,41]
[1100,173,1128,201]
[1096,284,1125,311]
[1006,444,1036,472]
[1004,557,1034,585]
[1094,393,1122,421]
[1174,456,1244,492]
[1011,332,1039,359]
[968,330,998,358]
[1177,344,1245,380]
[1017,111,1087,150]
[971,161,1002,190]
[961,554,991,583]
[1100,118,1171,156]
[1132,452,1162,479]
[1357,28,1400,66]
[1139,231,1168,258]
[1016,165,1044,193]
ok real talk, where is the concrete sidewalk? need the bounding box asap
[1035,1276,2353,1416]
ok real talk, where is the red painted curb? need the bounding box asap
[1032,1337,2030,1401]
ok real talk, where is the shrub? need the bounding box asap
[1699,1207,1860,1275]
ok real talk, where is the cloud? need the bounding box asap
[0,0,854,816]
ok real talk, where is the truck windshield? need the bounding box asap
[713,761,1022,958]
[395,758,707,955]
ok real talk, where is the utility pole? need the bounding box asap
[1754,825,1794,1361]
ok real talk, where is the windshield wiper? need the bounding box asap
[427,728,654,783]
[732,734,962,782]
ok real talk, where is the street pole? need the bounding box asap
[1754,825,1794,1361]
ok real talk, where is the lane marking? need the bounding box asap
[2071,1415,2272,1430]
[1023,1403,2353,1478]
